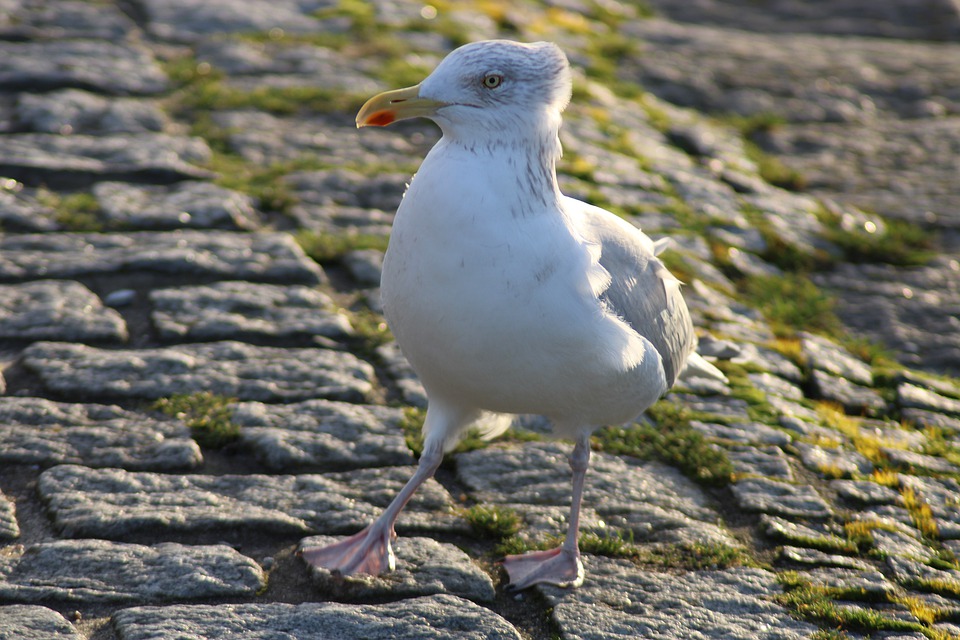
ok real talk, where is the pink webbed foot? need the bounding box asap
[301,525,395,577]
[502,547,584,591]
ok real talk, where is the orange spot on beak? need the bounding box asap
[366,110,396,127]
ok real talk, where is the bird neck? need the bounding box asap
[439,113,564,216]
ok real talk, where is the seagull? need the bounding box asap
[302,39,720,590]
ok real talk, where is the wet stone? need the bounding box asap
[726,446,794,480]
[0,606,80,639]
[457,443,735,547]
[0,539,264,603]
[0,40,167,94]
[300,535,495,602]
[0,280,127,342]
[0,488,18,540]
[732,478,832,518]
[112,595,522,640]
[17,90,168,135]
[23,341,374,402]
[0,231,323,283]
[542,561,817,640]
[0,397,201,471]
[93,182,260,230]
[795,442,873,478]
[831,480,900,505]
[150,282,352,343]
[810,369,888,414]
[231,399,412,471]
[780,546,871,571]
[0,133,212,187]
[38,464,463,539]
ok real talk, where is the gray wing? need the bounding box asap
[573,199,695,387]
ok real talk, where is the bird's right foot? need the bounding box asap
[300,525,395,576]
[502,546,584,591]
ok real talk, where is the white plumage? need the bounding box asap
[302,40,718,590]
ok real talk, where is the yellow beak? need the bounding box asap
[355,84,447,127]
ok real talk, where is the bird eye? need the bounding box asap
[482,74,503,89]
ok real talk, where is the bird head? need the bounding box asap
[356,40,572,139]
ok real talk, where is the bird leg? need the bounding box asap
[502,432,590,590]
[301,440,444,577]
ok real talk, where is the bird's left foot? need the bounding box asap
[300,525,395,577]
[501,547,584,590]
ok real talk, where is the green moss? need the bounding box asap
[743,140,808,191]
[294,230,390,264]
[593,401,734,486]
[398,406,426,456]
[37,190,104,232]
[740,273,842,339]
[152,392,239,448]
[776,572,932,636]
[818,207,936,267]
[463,504,522,540]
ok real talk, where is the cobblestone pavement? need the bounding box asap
[1,1,960,639]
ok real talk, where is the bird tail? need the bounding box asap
[680,352,728,384]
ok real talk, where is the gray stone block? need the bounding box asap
[0,489,18,540]
[300,535,495,602]
[761,515,851,550]
[542,561,818,639]
[17,90,168,135]
[0,231,323,283]
[0,281,127,342]
[899,382,960,417]
[232,399,412,470]
[0,181,59,231]
[732,478,833,518]
[0,40,167,94]
[150,282,352,342]
[0,606,80,639]
[0,540,264,603]
[112,595,522,639]
[140,0,328,41]
[0,134,212,187]
[23,341,374,402]
[780,546,871,570]
[94,181,259,230]
[0,397,201,470]
[795,442,873,478]
[457,443,735,546]
[726,446,794,480]
[810,369,887,414]
[0,0,137,40]
[39,464,464,538]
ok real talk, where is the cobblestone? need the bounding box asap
[1,1,960,638]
